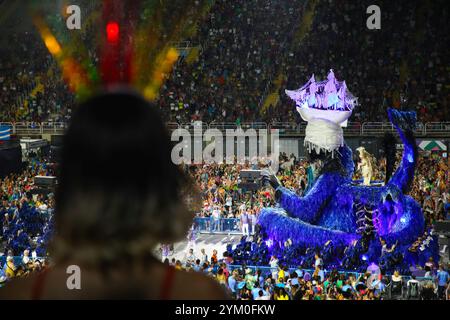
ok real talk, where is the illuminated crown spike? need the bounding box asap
[309,75,317,95]
[285,69,357,127]
[327,68,335,80]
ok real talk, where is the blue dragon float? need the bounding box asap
[230,70,439,274]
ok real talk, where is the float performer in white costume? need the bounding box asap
[356,146,373,186]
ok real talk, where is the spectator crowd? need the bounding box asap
[165,245,449,300]
[0,0,448,300]
[1,1,448,125]
[190,151,449,229]
[170,149,449,300]
[0,160,54,286]
[276,0,449,124]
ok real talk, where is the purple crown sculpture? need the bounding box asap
[285,69,357,127]
[286,70,358,156]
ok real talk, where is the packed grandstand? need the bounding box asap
[0,0,449,301]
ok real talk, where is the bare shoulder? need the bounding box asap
[171,270,231,300]
[0,275,37,300]
[0,267,231,300]
[0,268,83,300]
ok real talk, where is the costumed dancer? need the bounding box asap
[356,146,374,186]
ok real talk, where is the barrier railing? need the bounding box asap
[343,122,363,135]
[425,122,450,136]
[193,217,242,234]
[42,122,67,134]
[269,122,299,135]
[415,122,425,135]
[362,122,395,135]
[208,123,242,131]
[179,122,209,133]
[361,121,428,136]
[192,122,268,131]
[2,121,449,136]
[14,122,42,135]
[166,122,180,131]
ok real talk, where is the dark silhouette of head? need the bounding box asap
[54,90,196,266]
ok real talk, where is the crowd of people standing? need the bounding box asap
[0,160,54,286]
[191,151,449,235]
[0,1,448,127]
[166,244,449,300]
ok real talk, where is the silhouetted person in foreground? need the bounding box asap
[0,90,229,299]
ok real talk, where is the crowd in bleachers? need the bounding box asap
[0,30,75,123]
[191,151,449,228]
[412,154,449,224]
[1,147,447,292]
[0,1,448,125]
[190,161,275,220]
[158,0,449,124]
[276,0,449,124]
[158,0,305,124]
[0,161,54,285]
